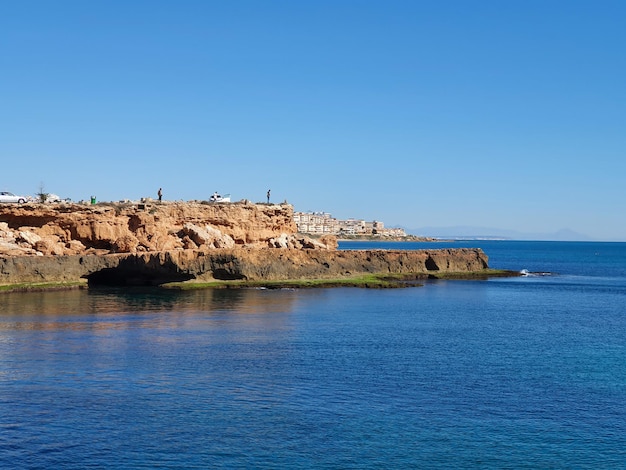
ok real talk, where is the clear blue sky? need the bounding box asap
[2,1,625,240]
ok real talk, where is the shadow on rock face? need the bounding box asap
[86,267,195,287]
[212,268,245,281]
[425,256,439,271]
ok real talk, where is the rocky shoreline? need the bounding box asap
[1,202,501,290]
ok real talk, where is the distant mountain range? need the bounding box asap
[406,226,593,241]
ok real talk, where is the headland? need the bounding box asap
[0,201,507,291]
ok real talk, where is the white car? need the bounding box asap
[0,191,28,203]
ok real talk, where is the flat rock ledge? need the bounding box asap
[0,247,489,287]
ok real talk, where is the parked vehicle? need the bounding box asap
[0,191,27,203]
[209,192,231,203]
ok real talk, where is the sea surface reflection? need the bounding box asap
[0,287,300,332]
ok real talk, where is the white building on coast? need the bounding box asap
[294,211,406,237]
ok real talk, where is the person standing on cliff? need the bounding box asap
[266,189,271,204]
[158,188,162,202]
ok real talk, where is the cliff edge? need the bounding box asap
[0,201,335,256]
[1,202,491,288]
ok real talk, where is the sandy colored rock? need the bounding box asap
[18,230,42,246]
[0,201,492,287]
[34,238,66,256]
[65,240,87,255]
[0,201,296,255]
[182,223,235,249]
[112,234,140,253]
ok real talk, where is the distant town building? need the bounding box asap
[293,212,338,234]
[294,211,406,237]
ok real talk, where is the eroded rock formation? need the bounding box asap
[0,247,489,286]
[0,201,333,256]
[0,201,490,287]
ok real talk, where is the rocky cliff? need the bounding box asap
[0,202,491,287]
[0,247,489,286]
[0,201,334,256]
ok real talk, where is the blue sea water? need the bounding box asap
[1,241,625,469]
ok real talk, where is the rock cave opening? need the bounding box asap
[425,257,439,271]
[86,268,195,287]
[212,268,246,281]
